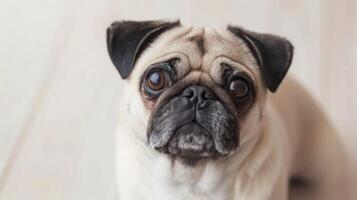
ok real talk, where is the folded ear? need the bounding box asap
[107,20,180,79]
[228,26,294,92]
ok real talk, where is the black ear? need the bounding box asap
[228,26,294,92]
[107,20,180,79]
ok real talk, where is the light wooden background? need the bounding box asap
[0,0,356,199]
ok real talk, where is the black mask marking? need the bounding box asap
[147,85,237,164]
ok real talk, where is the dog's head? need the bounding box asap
[107,20,293,165]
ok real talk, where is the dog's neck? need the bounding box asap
[115,112,283,200]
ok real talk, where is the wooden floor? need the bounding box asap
[0,0,356,199]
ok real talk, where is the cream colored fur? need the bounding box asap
[115,26,348,200]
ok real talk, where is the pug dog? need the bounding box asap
[106,20,348,200]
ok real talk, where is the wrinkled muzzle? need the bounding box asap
[147,85,238,163]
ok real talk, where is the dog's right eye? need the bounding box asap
[143,69,171,96]
[147,71,166,90]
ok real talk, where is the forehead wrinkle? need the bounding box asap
[187,28,205,57]
[208,28,256,63]
[181,27,206,70]
[200,71,218,87]
[216,55,258,83]
[184,71,217,87]
[197,71,204,83]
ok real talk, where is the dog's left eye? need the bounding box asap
[143,69,170,96]
[229,77,249,99]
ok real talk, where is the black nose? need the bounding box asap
[181,85,215,108]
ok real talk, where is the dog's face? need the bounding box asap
[107,20,293,165]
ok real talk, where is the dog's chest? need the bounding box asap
[141,175,235,200]
[117,154,236,199]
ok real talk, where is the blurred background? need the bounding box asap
[0,0,356,199]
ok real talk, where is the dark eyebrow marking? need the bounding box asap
[188,34,205,56]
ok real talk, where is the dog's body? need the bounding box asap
[108,21,348,200]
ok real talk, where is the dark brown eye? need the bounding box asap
[145,70,168,94]
[229,78,249,98]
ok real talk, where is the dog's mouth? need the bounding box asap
[151,116,237,165]
[147,85,238,165]
[158,123,215,160]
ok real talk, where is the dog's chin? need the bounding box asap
[155,122,233,166]
[167,123,215,157]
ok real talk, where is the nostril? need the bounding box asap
[203,92,208,100]
[199,89,214,101]
[181,85,215,104]
[198,90,206,100]
[201,90,211,100]
[182,89,194,98]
